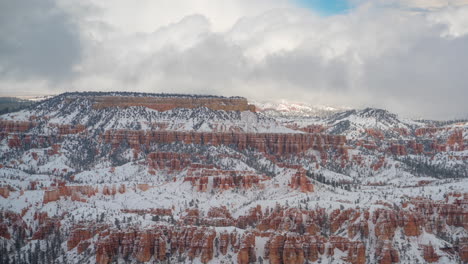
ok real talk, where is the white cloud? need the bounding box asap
[1,0,468,119]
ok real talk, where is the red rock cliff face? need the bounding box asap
[91,96,256,112]
[147,152,192,172]
[103,130,347,156]
[0,187,10,198]
[94,225,221,264]
[422,244,440,263]
[376,241,400,264]
[446,129,464,151]
[184,169,269,192]
[0,120,35,133]
[58,195,467,263]
[43,186,99,204]
[288,168,314,193]
[460,238,468,262]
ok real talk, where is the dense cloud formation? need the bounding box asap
[0,0,467,119]
[0,0,81,79]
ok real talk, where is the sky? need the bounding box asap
[297,0,350,15]
[1,0,468,119]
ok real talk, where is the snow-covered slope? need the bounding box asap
[2,93,296,133]
[0,92,466,264]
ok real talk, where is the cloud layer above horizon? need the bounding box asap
[1,0,468,119]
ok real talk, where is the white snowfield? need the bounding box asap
[0,93,467,264]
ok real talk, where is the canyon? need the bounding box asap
[0,92,466,263]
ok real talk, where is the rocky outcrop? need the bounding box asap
[50,123,86,135]
[103,130,347,156]
[92,96,256,112]
[147,152,192,172]
[95,226,220,264]
[0,223,10,239]
[57,196,467,263]
[373,210,422,239]
[422,244,440,263]
[68,225,95,251]
[43,189,60,204]
[204,206,235,227]
[43,186,99,204]
[288,168,314,192]
[402,212,421,236]
[0,187,10,198]
[184,169,269,192]
[0,211,27,240]
[407,140,424,154]
[365,129,384,140]
[264,234,364,264]
[447,129,464,151]
[121,208,172,216]
[460,238,468,262]
[0,120,35,133]
[415,127,445,136]
[237,233,256,264]
[330,209,363,235]
[376,241,400,264]
[409,196,468,229]
[32,216,60,240]
[329,236,366,264]
[389,144,407,156]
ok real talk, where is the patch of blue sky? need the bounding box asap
[296,0,351,15]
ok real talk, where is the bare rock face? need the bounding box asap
[0,187,10,198]
[288,168,314,193]
[219,231,230,255]
[121,208,172,216]
[264,234,365,264]
[147,152,192,172]
[0,223,10,239]
[415,127,444,136]
[373,209,398,240]
[237,233,256,264]
[237,205,263,229]
[68,225,94,251]
[460,238,468,262]
[330,209,362,234]
[328,236,366,264]
[402,212,421,237]
[204,206,235,227]
[282,234,305,264]
[94,226,220,264]
[103,130,347,156]
[43,189,60,204]
[422,244,440,263]
[376,241,400,264]
[389,144,407,155]
[0,120,35,133]
[43,186,99,204]
[32,216,60,240]
[92,96,256,112]
[0,211,28,240]
[446,129,464,151]
[56,194,467,263]
[184,168,268,192]
[407,140,424,154]
[265,234,285,264]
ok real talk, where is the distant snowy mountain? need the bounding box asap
[2,93,296,133]
[252,99,345,118]
[318,108,426,139]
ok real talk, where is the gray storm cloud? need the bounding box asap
[0,0,81,79]
[0,0,467,119]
